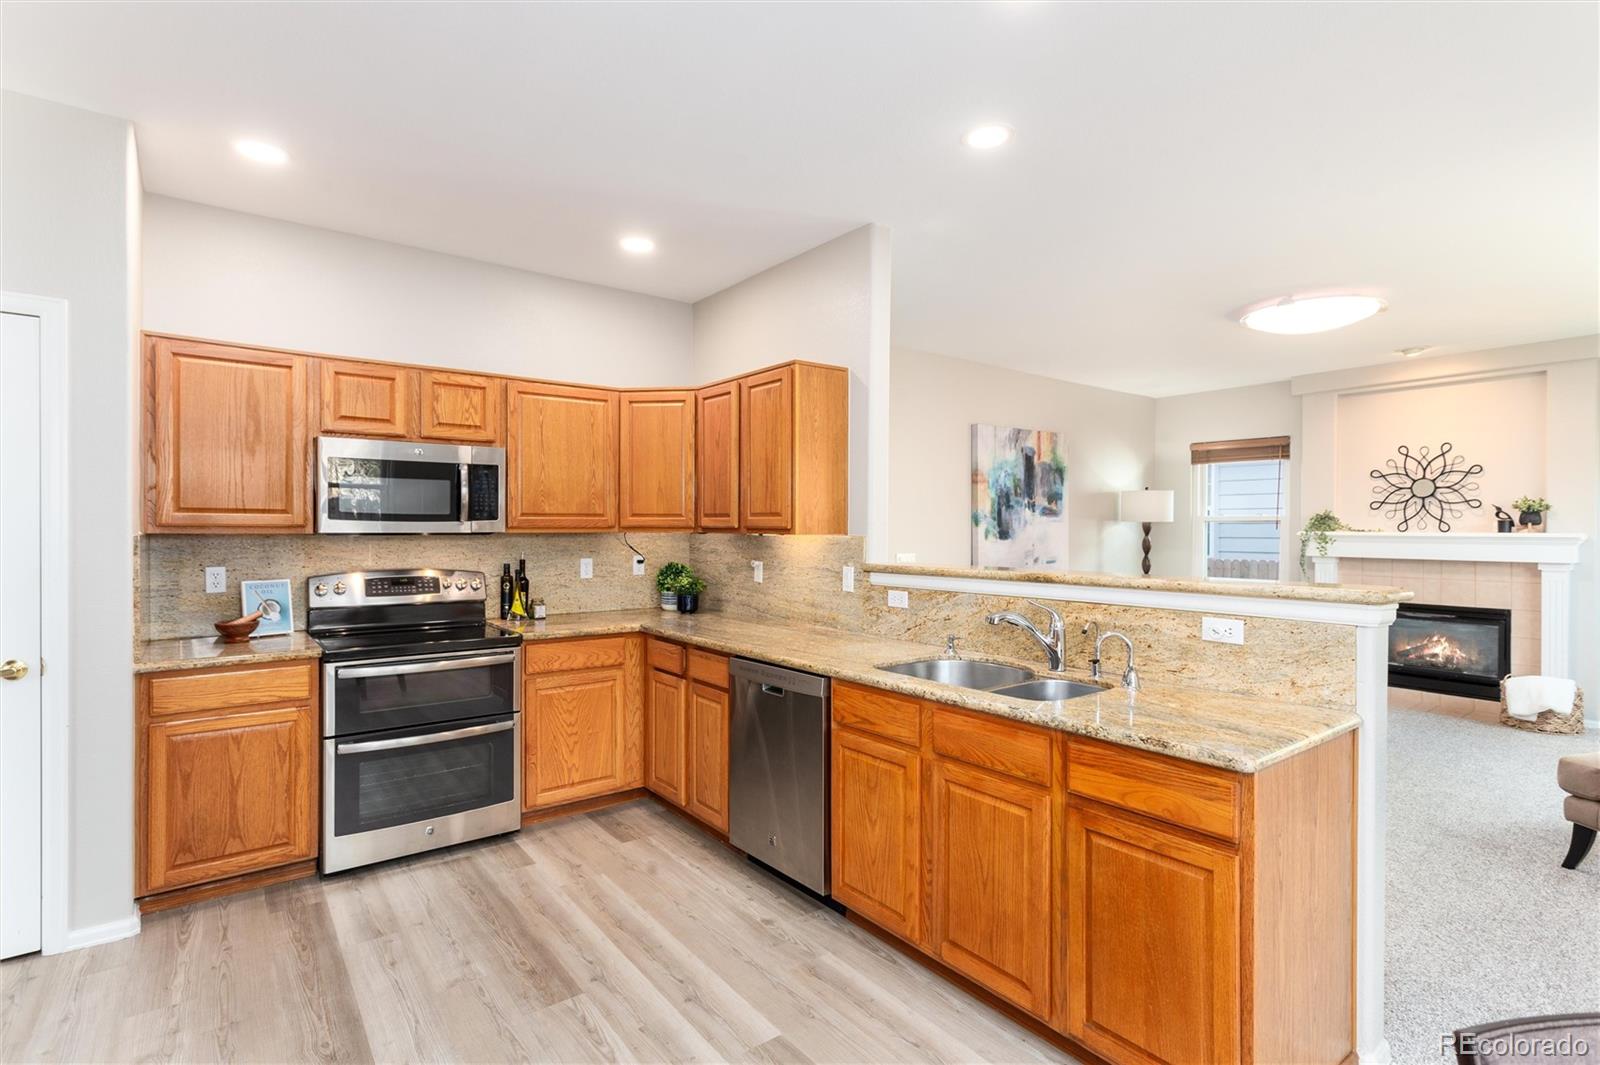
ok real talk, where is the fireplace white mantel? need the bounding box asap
[1311,531,1588,679]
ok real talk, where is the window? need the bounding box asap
[1191,437,1289,581]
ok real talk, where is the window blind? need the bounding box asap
[1190,436,1291,465]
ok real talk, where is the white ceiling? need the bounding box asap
[5,2,1596,396]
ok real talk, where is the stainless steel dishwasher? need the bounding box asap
[728,658,831,895]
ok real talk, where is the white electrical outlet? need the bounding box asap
[1202,616,1245,644]
[842,564,855,592]
[204,566,226,594]
[887,589,910,609]
[580,557,594,580]
[632,555,645,576]
[896,552,918,563]
[751,560,764,584]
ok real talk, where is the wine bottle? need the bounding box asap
[499,563,513,620]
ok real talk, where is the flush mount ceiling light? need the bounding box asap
[1238,294,1387,335]
[1397,346,1432,358]
[233,139,289,166]
[963,124,1014,151]
[619,234,656,255]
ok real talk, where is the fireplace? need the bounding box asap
[1389,604,1512,701]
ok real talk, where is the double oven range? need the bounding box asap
[308,569,524,874]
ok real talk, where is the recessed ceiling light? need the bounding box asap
[1238,294,1386,335]
[233,139,289,166]
[619,235,656,255]
[1396,346,1431,358]
[963,124,1014,151]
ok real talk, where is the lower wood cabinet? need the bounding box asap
[523,636,644,812]
[830,726,920,942]
[646,668,687,805]
[685,679,730,832]
[645,642,730,833]
[136,661,318,898]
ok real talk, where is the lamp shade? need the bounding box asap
[1120,489,1174,524]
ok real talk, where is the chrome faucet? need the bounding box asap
[943,633,959,658]
[986,600,1065,671]
[1094,631,1140,692]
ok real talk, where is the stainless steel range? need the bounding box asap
[308,568,524,874]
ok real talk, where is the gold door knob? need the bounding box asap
[0,660,28,681]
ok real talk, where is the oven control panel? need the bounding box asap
[307,569,486,609]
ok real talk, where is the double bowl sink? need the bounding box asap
[878,657,1103,703]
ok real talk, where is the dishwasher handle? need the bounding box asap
[760,684,787,697]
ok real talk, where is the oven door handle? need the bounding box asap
[335,651,519,680]
[336,718,514,754]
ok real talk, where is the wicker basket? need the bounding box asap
[1499,678,1585,734]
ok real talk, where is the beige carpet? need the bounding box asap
[1386,705,1600,1063]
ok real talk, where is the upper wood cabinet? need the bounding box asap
[144,336,310,532]
[506,380,619,530]
[137,661,318,897]
[738,362,848,534]
[620,391,695,529]
[419,370,503,444]
[317,358,416,438]
[695,380,740,530]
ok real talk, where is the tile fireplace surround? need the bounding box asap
[1313,532,1586,719]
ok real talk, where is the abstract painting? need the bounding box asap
[971,424,1068,569]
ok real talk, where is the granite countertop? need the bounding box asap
[493,609,1359,773]
[862,562,1413,606]
[135,631,325,673]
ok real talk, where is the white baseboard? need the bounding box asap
[49,913,140,954]
[1359,1038,1393,1065]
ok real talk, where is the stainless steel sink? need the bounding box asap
[878,658,1033,690]
[990,679,1104,702]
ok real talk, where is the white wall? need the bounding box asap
[1,91,141,936]
[888,346,1155,573]
[143,196,695,385]
[1149,381,1303,579]
[691,225,889,537]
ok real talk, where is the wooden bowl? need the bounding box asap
[214,611,263,643]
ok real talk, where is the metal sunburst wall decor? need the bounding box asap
[1370,443,1483,532]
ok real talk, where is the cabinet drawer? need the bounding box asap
[146,662,314,718]
[834,682,921,748]
[647,638,686,676]
[930,706,1052,787]
[1067,737,1241,842]
[524,637,627,674]
[686,648,729,689]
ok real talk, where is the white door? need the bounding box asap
[0,307,43,958]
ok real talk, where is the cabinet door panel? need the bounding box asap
[526,667,628,810]
[419,370,503,444]
[928,758,1051,1018]
[646,669,687,805]
[832,728,920,942]
[142,706,317,894]
[146,337,309,530]
[318,359,415,437]
[696,381,740,529]
[620,391,695,528]
[508,381,619,529]
[1066,801,1240,1065]
[685,681,729,832]
[739,366,794,531]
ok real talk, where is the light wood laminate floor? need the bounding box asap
[2,801,1073,1064]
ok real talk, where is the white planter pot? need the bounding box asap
[660,591,679,611]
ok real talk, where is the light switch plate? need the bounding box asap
[580,558,594,580]
[887,589,910,609]
[751,560,764,584]
[204,566,226,594]
[1202,616,1245,644]
[842,565,855,592]
[632,555,645,576]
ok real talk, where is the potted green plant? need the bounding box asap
[676,574,706,614]
[1513,497,1549,532]
[655,561,692,610]
[1299,510,1358,579]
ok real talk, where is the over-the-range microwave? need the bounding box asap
[316,436,505,534]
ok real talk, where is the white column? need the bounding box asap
[1354,620,1392,1065]
[1538,561,1574,678]
[1311,556,1341,584]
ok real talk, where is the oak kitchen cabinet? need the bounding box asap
[506,379,620,530]
[620,390,695,529]
[738,362,849,534]
[143,335,311,532]
[645,655,688,806]
[694,379,740,530]
[418,369,504,444]
[318,357,416,438]
[683,649,731,833]
[136,661,319,901]
[522,636,644,812]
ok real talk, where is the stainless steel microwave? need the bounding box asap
[316,437,506,534]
